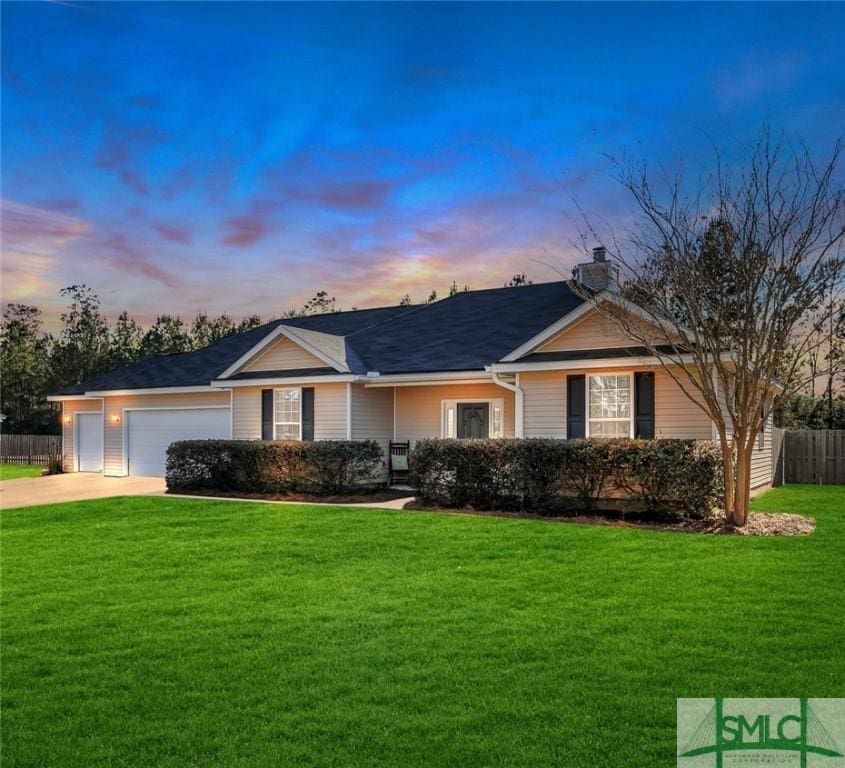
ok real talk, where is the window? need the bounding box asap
[491,404,503,438]
[587,374,632,437]
[758,402,768,450]
[274,388,301,440]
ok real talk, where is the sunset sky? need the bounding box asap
[2,2,844,329]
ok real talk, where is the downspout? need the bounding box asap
[491,371,524,438]
[346,382,352,440]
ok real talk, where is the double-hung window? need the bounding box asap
[274,388,301,440]
[587,374,632,437]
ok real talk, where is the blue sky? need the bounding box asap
[3,1,844,327]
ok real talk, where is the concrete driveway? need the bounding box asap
[0,473,166,510]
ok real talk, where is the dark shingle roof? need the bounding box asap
[347,282,583,374]
[55,282,585,394]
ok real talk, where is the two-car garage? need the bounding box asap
[68,397,232,477]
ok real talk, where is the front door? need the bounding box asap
[457,403,489,439]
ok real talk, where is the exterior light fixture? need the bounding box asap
[111,412,121,424]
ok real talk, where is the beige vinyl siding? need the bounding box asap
[314,383,348,439]
[713,379,773,492]
[654,370,712,439]
[61,399,104,472]
[102,391,230,475]
[521,366,714,440]
[521,372,566,437]
[351,385,393,446]
[750,416,773,491]
[230,384,348,440]
[538,311,640,352]
[242,336,326,373]
[351,384,393,481]
[232,387,261,439]
[394,383,515,444]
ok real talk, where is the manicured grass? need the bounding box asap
[2,486,843,767]
[0,463,43,480]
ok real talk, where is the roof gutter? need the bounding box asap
[362,371,492,388]
[211,374,359,388]
[48,385,220,399]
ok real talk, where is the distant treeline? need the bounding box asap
[0,285,342,434]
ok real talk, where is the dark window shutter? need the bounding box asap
[567,375,586,439]
[634,372,655,439]
[301,387,315,441]
[261,389,274,440]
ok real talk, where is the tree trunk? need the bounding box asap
[719,435,736,524]
[731,442,753,527]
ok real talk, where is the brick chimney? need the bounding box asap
[574,246,619,292]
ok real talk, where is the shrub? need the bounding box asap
[407,439,518,509]
[166,439,384,495]
[410,438,723,519]
[612,439,723,519]
[557,439,619,511]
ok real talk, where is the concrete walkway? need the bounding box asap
[0,472,414,511]
[1,473,166,510]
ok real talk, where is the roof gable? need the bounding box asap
[218,325,352,378]
[536,308,636,353]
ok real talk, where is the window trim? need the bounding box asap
[585,372,635,439]
[273,386,303,441]
[441,398,505,439]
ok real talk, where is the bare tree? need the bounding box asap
[573,132,845,525]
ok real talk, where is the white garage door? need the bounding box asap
[126,408,230,477]
[76,412,103,472]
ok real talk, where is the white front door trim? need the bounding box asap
[441,398,505,439]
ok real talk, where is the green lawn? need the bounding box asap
[2,486,843,767]
[0,463,43,480]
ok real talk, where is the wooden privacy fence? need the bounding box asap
[772,428,845,485]
[0,434,61,466]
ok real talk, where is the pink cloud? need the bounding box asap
[96,123,168,196]
[1,199,90,301]
[153,221,192,244]
[221,214,270,247]
[96,232,182,288]
[309,180,394,211]
[38,196,81,213]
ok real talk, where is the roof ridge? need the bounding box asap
[345,300,430,340]
[441,279,568,298]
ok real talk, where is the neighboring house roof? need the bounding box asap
[53,282,589,395]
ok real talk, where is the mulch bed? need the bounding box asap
[169,488,413,504]
[401,501,815,536]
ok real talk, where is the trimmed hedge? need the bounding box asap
[166,439,384,495]
[410,438,722,519]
